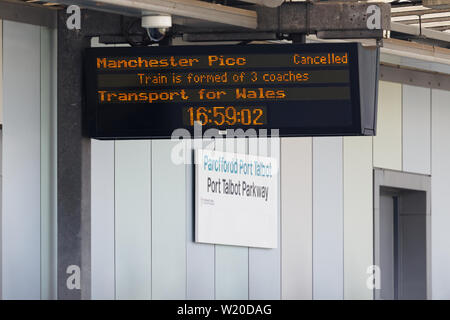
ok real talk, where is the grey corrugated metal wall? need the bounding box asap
[90,80,450,300]
[1,20,57,300]
[1,20,450,299]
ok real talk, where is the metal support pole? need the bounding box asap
[57,10,91,300]
[57,9,125,300]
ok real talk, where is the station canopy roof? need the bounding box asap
[10,0,449,32]
[4,0,450,46]
[386,0,450,33]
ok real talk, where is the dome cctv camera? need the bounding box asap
[141,15,172,42]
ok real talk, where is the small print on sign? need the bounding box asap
[195,149,278,248]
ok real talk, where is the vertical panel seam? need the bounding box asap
[185,140,188,300]
[113,141,116,300]
[311,138,314,300]
[371,136,375,300]
[401,84,404,172]
[402,84,405,171]
[278,137,281,299]
[150,140,153,300]
[429,89,433,299]
[185,140,187,299]
[213,140,216,301]
[39,25,43,301]
[279,138,283,300]
[341,137,344,300]
[428,88,432,176]
[248,139,250,300]
[0,18,3,300]
[51,29,57,299]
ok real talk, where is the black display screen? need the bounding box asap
[84,43,378,139]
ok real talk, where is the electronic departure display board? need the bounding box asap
[84,43,379,139]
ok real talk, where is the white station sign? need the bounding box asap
[195,149,278,248]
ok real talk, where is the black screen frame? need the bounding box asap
[84,43,364,139]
